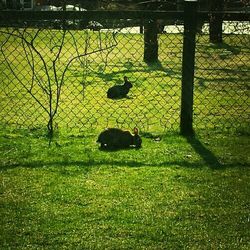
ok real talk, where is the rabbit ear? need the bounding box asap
[133,127,139,135]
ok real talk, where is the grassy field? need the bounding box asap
[0,125,249,249]
[0,27,249,249]
[0,28,249,133]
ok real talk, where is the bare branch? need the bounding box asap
[0,27,119,137]
[60,29,119,85]
[0,32,49,115]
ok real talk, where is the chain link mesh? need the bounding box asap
[195,21,250,133]
[0,16,249,134]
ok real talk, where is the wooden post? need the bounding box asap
[180,0,197,136]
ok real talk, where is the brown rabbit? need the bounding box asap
[107,76,132,99]
[97,127,142,149]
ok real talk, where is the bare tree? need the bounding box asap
[209,0,224,44]
[0,26,118,139]
[143,19,159,64]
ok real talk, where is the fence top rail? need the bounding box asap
[198,11,250,22]
[0,10,182,21]
[0,10,249,22]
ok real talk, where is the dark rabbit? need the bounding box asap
[97,127,142,149]
[107,76,132,99]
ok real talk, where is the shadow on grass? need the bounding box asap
[0,132,238,171]
[186,136,222,169]
[2,154,245,171]
[211,42,241,55]
[3,146,241,171]
[96,59,181,84]
[98,146,140,152]
[1,159,213,171]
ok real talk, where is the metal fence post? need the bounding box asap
[180,0,197,136]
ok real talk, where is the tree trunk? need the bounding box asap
[209,0,224,44]
[143,19,158,64]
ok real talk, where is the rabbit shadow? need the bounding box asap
[108,95,133,100]
[98,145,141,152]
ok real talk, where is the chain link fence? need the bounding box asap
[194,21,250,133]
[0,11,249,135]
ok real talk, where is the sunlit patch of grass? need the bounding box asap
[0,28,249,249]
[0,125,249,249]
[0,29,249,134]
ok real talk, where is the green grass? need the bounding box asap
[0,27,249,249]
[0,28,249,132]
[0,125,249,249]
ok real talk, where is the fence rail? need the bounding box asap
[0,10,249,21]
[0,6,249,135]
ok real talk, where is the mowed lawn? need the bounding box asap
[0,28,249,132]
[0,125,249,249]
[0,27,249,249]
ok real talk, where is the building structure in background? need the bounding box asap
[1,0,249,11]
[0,0,99,10]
